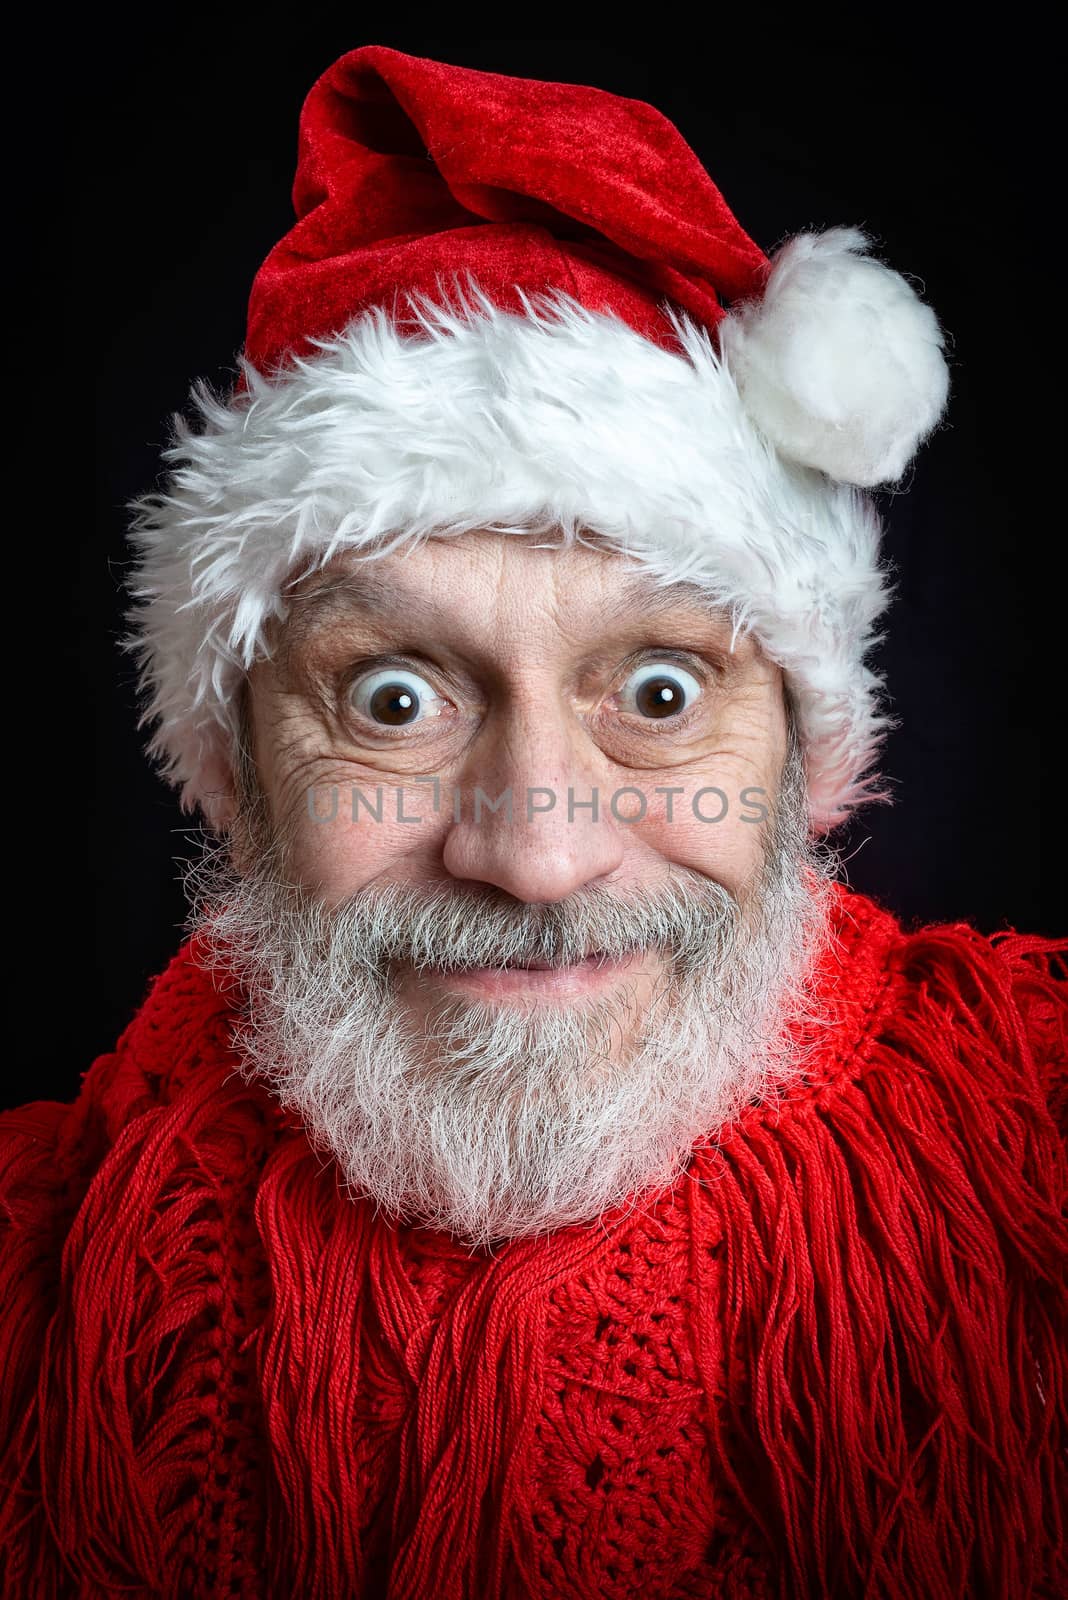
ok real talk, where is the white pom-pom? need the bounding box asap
[718,226,950,487]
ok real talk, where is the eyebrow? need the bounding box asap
[603,570,717,621]
[286,564,414,625]
[278,565,420,664]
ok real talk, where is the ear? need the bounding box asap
[202,787,238,834]
[195,751,239,834]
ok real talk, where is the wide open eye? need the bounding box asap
[348,666,445,728]
[618,661,703,720]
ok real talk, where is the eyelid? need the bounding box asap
[614,644,713,677]
[344,654,445,694]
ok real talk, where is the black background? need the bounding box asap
[10,29,1063,1111]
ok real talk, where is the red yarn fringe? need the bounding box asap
[687,924,1067,1600]
[0,916,1064,1597]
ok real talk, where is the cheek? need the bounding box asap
[280,776,454,902]
[630,791,773,895]
[620,712,785,894]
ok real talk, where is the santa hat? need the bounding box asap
[126,44,950,834]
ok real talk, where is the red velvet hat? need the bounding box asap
[127,45,951,834]
[245,47,771,375]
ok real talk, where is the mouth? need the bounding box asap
[410,949,649,1001]
[493,951,610,971]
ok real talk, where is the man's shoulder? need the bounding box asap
[828,877,1066,1013]
[0,940,288,1588]
[826,880,1066,1140]
[0,936,257,1207]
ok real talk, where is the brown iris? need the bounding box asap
[368,682,420,725]
[635,675,685,718]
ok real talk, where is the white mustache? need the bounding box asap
[274,872,743,984]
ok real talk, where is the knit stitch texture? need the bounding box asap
[1,883,1065,1598]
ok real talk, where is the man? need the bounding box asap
[2,43,1064,1599]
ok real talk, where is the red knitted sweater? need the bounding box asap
[1,885,1065,1599]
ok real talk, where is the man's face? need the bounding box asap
[251,529,789,968]
[199,532,830,1250]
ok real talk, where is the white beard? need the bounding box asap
[189,744,834,1251]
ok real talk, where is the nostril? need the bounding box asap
[442,810,628,906]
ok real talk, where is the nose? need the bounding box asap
[441,714,626,903]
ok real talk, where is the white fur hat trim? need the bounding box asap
[126,255,949,835]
